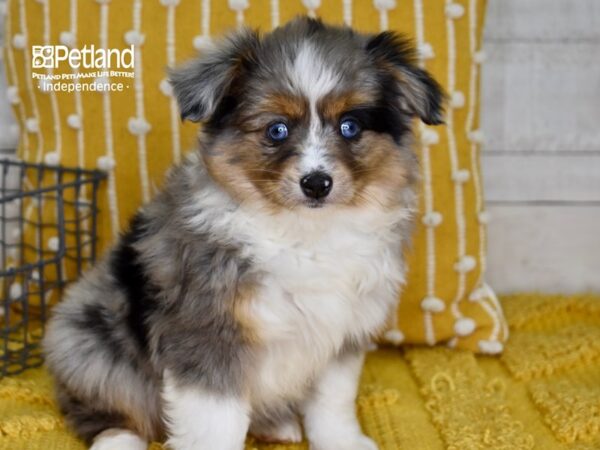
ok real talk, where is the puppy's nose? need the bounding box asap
[300,172,333,199]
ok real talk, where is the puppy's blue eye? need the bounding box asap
[340,118,361,139]
[267,122,289,142]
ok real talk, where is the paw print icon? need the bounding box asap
[32,46,54,69]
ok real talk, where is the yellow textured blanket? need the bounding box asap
[0,294,598,450]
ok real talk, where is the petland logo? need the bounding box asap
[32,45,134,69]
[32,45,134,93]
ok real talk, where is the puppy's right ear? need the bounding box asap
[169,29,260,122]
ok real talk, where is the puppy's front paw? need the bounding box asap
[354,434,378,450]
[89,428,147,450]
[250,417,303,444]
[310,433,378,450]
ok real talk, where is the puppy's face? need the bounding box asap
[171,18,444,211]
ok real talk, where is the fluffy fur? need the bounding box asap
[43,17,444,450]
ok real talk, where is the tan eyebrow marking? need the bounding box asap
[318,91,375,122]
[237,93,309,132]
[251,93,309,120]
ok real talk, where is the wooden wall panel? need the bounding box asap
[482,0,600,293]
[482,154,600,203]
[487,205,600,293]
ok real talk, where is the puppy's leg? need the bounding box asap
[250,416,303,444]
[162,372,250,450]
[90,428,147,450]
[303,351,377,450]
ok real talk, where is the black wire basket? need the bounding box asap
[0,159,105,376]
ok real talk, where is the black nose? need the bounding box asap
[300,172,333,199]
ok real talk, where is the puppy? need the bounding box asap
[43,17,443,450]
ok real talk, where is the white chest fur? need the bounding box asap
[232,205,408,409]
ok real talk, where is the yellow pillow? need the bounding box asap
[4,0,506,353]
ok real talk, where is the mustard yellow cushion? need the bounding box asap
[3,0,506,353]
[1,294,599,449]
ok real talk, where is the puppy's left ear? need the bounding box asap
[366,31,446,125]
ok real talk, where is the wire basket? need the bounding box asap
[0,159,105,376]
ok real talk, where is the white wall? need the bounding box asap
[482,0,600,293]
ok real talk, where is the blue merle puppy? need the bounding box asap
[43,17,444,450]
